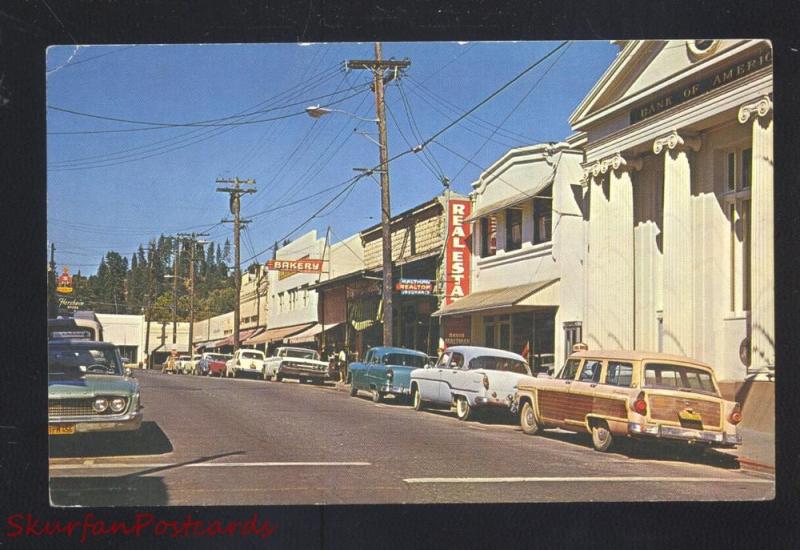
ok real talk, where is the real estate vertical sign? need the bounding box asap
[445,199,472,305]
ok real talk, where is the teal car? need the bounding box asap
[348,346,430,403]
[48,339,143,435]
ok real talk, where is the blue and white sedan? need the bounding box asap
[409,346,535,421]
[348,346,430,403]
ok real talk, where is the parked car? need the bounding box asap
[409,346,534,420]
[514,350,743,452]
[174,355,191,374]
[48,339,143,434]
[348,346,429,403]
[226,349,268,379]
[265,346,334,383]
[196,352,231,376]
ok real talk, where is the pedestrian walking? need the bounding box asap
[338,347,348,383]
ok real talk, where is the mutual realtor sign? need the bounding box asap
[445,198,472,305]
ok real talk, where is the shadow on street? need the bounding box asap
[48,421,173,458]
[537,429,741,469]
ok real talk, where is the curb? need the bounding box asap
[736,456,775,474]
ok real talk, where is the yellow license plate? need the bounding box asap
[49,424,75,435]
[678,410,702,422]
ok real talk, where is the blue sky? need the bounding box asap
[46,41,618,274]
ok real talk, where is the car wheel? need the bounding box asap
[412,387,424,411]
[349,382,358,397]
[276,374,283,382]
[520,401,540,436]
[455,397,472,421]
[591,421,614,452]
[371,389,382,403]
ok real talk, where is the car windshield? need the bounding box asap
[241,351,263,360]
[209,354,227,361]
[468,356,530,375]
[643,363,718,396]
[48,345,122,376]
[382,353,427,367]
[286,349,317,360]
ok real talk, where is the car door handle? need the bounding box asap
[589,383,597,388]
[564,381,571,385]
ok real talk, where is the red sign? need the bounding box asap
[267,258,323,274]
[445,199,472,304]
[444,316,471,345]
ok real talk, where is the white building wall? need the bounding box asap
[266,231,325,329]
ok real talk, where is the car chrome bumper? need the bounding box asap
[628,422,740,446]
[475,396,515,410]
[279,366,335,380]
[49,408,143,433]
[379,383,409,395]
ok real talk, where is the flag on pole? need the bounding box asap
[521,341,530,358]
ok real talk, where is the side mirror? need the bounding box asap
[125,367,133,377]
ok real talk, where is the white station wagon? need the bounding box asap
[409,346,534,420]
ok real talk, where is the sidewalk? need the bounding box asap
[717,426,775,472]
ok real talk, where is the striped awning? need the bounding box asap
[211,327,263,348]
[244,322,314,345]
[285,322,343,344]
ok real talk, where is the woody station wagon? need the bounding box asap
[515,350,742,452]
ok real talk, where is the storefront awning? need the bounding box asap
[211,327,264,348]
[285,322,343,344]
[465,172,556,223]
[244,322,315,345]
[432,279,560,317]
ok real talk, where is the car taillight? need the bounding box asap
[633,391,647,415]
[482,374,489,390]
[729,403,743,425]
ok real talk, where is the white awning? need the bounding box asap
[285,322,343,344]
[465,171,556,223]
[432,279,559,317]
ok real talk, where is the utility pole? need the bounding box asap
[217,177,256,351]
[346,43,410,346]
[143,243,154,368]
[48,243,57,318]
[177,232,209,357]
[171,237,180,348]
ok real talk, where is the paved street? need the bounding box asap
[49,370,774,506]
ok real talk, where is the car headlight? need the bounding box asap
[92,397,109,413]
[109,397,127,412]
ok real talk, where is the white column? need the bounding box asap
[739,95,774,372]
[583,154,639,350]
[653,131,701,357]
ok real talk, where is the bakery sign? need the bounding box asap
[630,47,772,124]
[395,278,433,295]
[445,198,472,305]
[267,257,323,279]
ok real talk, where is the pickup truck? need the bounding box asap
[225,349,268,380]
[264,347,335,384]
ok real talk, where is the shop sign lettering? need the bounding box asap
[445,199,472,305]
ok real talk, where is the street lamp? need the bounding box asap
[304,105,378,123]
[304,50,402,348]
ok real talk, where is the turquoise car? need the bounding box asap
[348,346,430,403]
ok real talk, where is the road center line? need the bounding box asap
[403,476,773,484]
[50,461,371,470]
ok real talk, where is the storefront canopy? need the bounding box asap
[211,327,263,348]
[243,322,314,345]
[432,279,560,317]
[285,322,343,344]
[465,171,556,223]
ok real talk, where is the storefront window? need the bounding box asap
[480,215,497,257]
[533,184,553,244]
[505,208,522,251]
[725,146,752,313]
